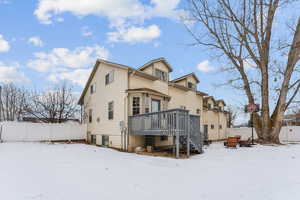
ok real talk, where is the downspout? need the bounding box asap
[126,70,131,151]
[218,110,220,140]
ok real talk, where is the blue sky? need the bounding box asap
[0,0,275,123]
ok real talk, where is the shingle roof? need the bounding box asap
[138,57,173,72]
[171,73,200,83]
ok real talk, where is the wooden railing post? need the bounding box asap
[187,113,190,158]
[176,110,180,159]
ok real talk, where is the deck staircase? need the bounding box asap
[179,117,203,153]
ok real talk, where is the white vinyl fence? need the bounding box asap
[227,126,300,143]
[0,122,86,142]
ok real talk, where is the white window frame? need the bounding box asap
[108,101,114,120]
[90,83,96,94]
[132,97,140,115]
[155,69,168,82]
[105,70,114,85]
[88,109,92,123]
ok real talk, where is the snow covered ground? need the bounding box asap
[1,142,300,200]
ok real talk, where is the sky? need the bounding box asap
[1,0,298,124]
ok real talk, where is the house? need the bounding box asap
[22,117,80,123]
[202,97,228,141]
[78,58,228,156]
[283,112,300,126]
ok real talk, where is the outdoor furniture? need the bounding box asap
[239,137,252,147]
[224,137,238,148]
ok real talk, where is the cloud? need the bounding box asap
[48,68,92,87]
[197,60,215,72]
[0,62,29,83]
[28,45,109,72]
[56,17,64,22]
[34,0,181,25]
[107,25,161,43]
[34,0,180,43]
[28,36,44,47]
[81,26,93,37]
[0,35,10,52]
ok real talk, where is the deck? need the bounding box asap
[128,109,203,158]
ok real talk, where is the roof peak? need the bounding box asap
[171,72,200,83]
[138,57,173,72]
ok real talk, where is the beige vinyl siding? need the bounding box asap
[81,59,228,150]
[202,97,227,140]
[83,62,128,149]
[174,79,187,87]
[129,74,169,95]
[140,64,154,75]
[168,87,203,116]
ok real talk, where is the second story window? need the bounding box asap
[211,124,214,129]
[90,83,96,94]
[105,70,114,85]
[155,69,168,81]
[196,109,201,114]
[208,103,212,109]
[132,97,140,115]
[89,109,92,123]
[108,101,114,120]
[188,82,196,90]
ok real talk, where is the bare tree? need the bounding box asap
[0,83,27,121]
[25,83,79,123]
[227,106,238,127]
[184,0,300,143]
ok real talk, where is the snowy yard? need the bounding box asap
[1,142,300,200]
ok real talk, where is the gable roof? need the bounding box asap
[78,59,165,105]
[171,73,200,84]
[78,59,130,105]
[203,96,216,104]
[216,99,226,106]
[138,57,173,72]
[126,88,170,98]
[196,91,208,96]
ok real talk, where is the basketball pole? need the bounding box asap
[251,112,254,145]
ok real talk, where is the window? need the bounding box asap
[211,124,214,129]
[89,109,92,123]
[90,83,96,94]
[219,125,222,129]
[180,106,186,110]
[105,70,114,85]
[102,135,109,146]
[188,82,196,90]
[145,108,149,113]
[207,103,212,109]
[155,69,168,81]
[132,97,140,115]
[91,135,97,144]
[108,101,114,120]
[196,109,201,114]
[160,136,168,141]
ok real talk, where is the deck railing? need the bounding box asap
[128,109,190,136]
[128,109,203,157]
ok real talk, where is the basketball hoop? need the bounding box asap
[244,104,260,113]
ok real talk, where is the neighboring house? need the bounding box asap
[22,117,80,123]
[202,97,228,141]
[283,113,300,126]
[78,58,228,152]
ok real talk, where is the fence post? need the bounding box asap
[176,111,180,159]
[187,113,190,158]
[0,124,3,143]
